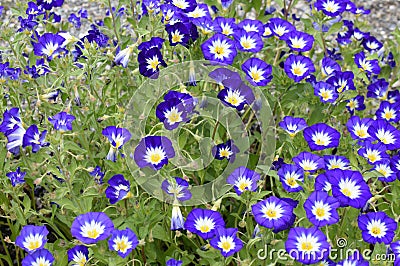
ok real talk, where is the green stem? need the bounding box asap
[107,0,120,43]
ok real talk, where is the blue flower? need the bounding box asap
[102,126,132,162]
[105,174,131,204]
[108,228,139,258]
[241,58,272,86]
[22,124,48,153]
[16,225,49,253]
[7,167,26,187]
[48,112,75,131]
[67,245,89,265]
[226,166,260,195]
[22,249,54,266]
[201,33,237,65]
[212,140,240,163]
[70,212,114,244]
[33,33,66,60]
[210,227,243,257]
[134,136,175,170]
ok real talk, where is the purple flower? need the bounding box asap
[37,0,64,10]
[279,116,308,137]
[358,141,388,165]
[184,208,225,239]
[105,174,131,204]
[213,17,237,36]
[16,225,49,253]
[238,19,264,34]
[133,136,175,170]
[68,13,81,28]
[102,126,131,162]
[32,33,66,60]
[284,54,315,82]
[208,67,241,85]
[233,30,263,53]
[212,139,240,163]
[362,36,383,52]
[221,0,233,9]
[375,101,400,123]
[166,258,183,266]
[108,228,139,258]
[303,123,341,151]
[114,45,135,68]
[165,22,191,47]
[321,57,341,77]
[373,160,397,182]
[277,164,304,193]
[368,119,400,150]
[48,112,75,131]
[346,95,365,114]
[241,58,272,86]
[293,152,325,173]
[326,169,372,208]
[304,191,340,227]
[367,78,389,100]
[285,227,330,264]
[170,205,185,231]
[326,71,355,93]
[323,155,350,170]
[346,116,373,141]
[268,18,296,38]
[70,212,114,244]
[138,47,167,78]
[281,31,314,52]
[314,81,338,103]
[187,4,211,21]
[22,124,48,153]
[156,97,188,130]
[315,172,332,192]
[217,79,255,111]
[161,177,192,201]
[251,196,297,232]
[201,33,237,65]
[171,0,197,12]
[7,167,26,187]
[358,212,397,244]
[226,166,260,195]
[138,37,165,51]
[336,254,369,266]
[209,227,243,257]
[354,51,380,74]
[90,166,105,184]
[67,245,89,265]
[22,249,54,266]
[314,0,347,16]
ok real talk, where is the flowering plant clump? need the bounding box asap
[0,0,400,265]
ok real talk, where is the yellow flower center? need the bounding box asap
[301,242,313,251]
[356,129,366,138]
[315,208,325,218]
[215,46,224,55]
[150,153,162,164]
[87,229,99,239]
[221,241,232,252]
[116,240,128,252]
[342,188,351,197]
[28,241,40,250]
[199,225,210,233]
[371,226,381,235]
[287,177,296,187]
[265,209,276,218]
